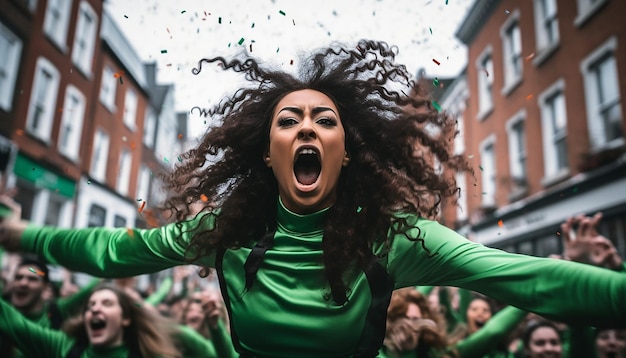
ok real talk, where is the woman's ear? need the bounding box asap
[342,151,350,167]
[264,151,272,168]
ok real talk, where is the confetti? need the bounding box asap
[124,15,128,19]
[433,77,439,86]
[87,179,92,185]
[498,220,503,227]
[293,19,296,25]
[429,27,432,35]
[200,194,209,202]
[505,10,510,14]
[29,267,45,276]
[163,157,170,163]
[177,133,183,139]
[177,156,183,162]
[432,100,441,112]
[138,201,147,213]
[251,22,255,28]
[276,47,280,53]
[279,10,286,16]
[238,37,245,45]
[136,198,142,201]
[525,53,535,61]
[432,58,440,65]
[161,49,167,54]
[479,165,484,171]
[290,59,294,65]
[483,69,489,77]
[218,17,222,24]
[556,231,561,236]
[181,10,186,14]
[526,94,534,100]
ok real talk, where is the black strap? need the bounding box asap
[243,230,276,291]
[47,300,63,330]
[353,256,394,358]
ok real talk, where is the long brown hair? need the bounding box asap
[162,39,471,303]
[62,284,181,358]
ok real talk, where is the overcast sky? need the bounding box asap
[104,0,474,135]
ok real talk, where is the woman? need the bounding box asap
[1,39,625,357]
[595,329,626,358]
[522,321,563,358]
[0,283,181,357]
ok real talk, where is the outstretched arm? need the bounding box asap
[386,216,626,328]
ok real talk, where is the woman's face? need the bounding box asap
[184,301,206,332]
[527,326,562,358]
[596,329,626,358]
[266,89,349,214]
[84,289,129,348]
[466,298,492,333]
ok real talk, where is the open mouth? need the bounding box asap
[89,318,107,333]
[294,148,321,186]
[474,320,486,328]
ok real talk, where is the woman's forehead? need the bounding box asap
[274,89,338,110]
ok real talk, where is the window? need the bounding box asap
[453,113,465,155]
[143,107,156,147]
[113,215,127,228]
[476,46,494,119]
[506,109,527,185]
[100,66,117,111]
[58,85,85,161]
[0,23,23,111]
[455,172,468,222]
[90,129,109,182]
[43,0,72,50]
[87,204,106,227]
[479,136,496,207]
[136,165,151,202]
[116,149,131,195]
[533,0,559,59]
[500,11,522,94]
[538,79,569,181]
[575,0,609,27]
[26,57,60,142]
[123,89,137,130]
[580,37,623,150]
[71,1,98,75]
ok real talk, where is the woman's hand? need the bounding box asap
[0,194,28,252]
[560,212,623,270]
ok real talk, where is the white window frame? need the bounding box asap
[123,89,137,131]
[538,78,570,185]
[99,66,117,112]
[90,129,110,182]
[479,134,496,208]
[0,23,23,111]
[574,0,610,27]
[476,45,494,121]
[71,1,98,77]
[116,149,132,196]
[26,57,60,143]
[500,9,523,96]
[532,0,560,67]
[505,109,527,185]
[136,164,151,202]
[143,107,156,148]
[43,0,72,51]
[58,85,86,161]
[580,36,623,151]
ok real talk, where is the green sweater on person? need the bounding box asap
[19,199,626,357]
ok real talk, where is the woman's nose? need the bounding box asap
[298,120,316,140]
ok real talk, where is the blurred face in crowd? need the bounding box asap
[85,289,130,348]
[183,300,206,332]
[526,326,562,358]
[596,329,626,358]
[466,298,492,334]
[10,265,47,313]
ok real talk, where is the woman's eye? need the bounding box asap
[317,117,336,126]
[277,117,297,127]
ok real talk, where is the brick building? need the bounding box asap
[441,0,626,258]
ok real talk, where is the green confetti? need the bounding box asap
[276,47,280,53]
[136,198,142,201]
[479,166,484,171]
[446,0,449,4]
[87,180,91,185]
[429,27,432,35]
[181,10,186,14]
[432,100,441,112]
[163,157,170,163]
[160,49,167,54]
[251,22,255,28]
[279,10,286,16]
[124,15,128,19]
[218,17,222,24]
[433,77,439,86]
[177,156,183,162]
[356,207,363,213]
[238,37,245,45]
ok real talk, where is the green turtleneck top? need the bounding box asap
[19,199,626,357]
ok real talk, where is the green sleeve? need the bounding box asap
[19,214,216,277]
[384,217,626,328]
[453,305,527,358]
[145,276,173,306]
[0,298,75,357]
[415,285,434,295]
[208,319,238,358]
[56,277,102,319]
[457,288,472,323]
[175,324,218,358]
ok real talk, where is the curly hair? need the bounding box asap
[161,39,471,304]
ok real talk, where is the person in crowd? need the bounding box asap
[1,39,625,357]
[521,320,563,358]
[594,328,626,358]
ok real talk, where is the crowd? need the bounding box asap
[0,39,625,357]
